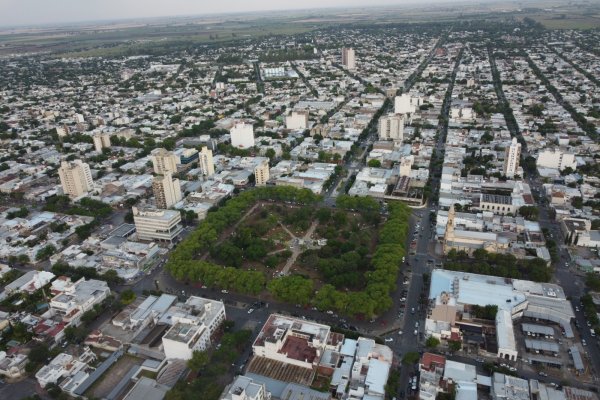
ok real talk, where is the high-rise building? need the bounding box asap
[285,111,309,130]
[132,207,183,243]
[254,159,270,186]
[342,47,356,70]
[378,114,404,141]
[536,148,577,172]
[504,138,521,178]
[394,94,416,114]
[199,147,215,177]
[230,122,255,149]
[58,160,94,199]
[151,148,179,175]
[152,172,182,209]
[92,132,111,153]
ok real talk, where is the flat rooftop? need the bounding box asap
[163,322,204,344]
[280,335,318,364]
[253,314,330,350]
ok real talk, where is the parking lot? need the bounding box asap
[515,318,594,384]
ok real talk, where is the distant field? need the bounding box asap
[0,19,318,57]
[530,15,600,29]
[1,1,599,57]
[57,23,316,58]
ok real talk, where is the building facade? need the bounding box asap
[342,47,356,70]
[162,297,226,360]
[286,111,309,130]
[378,114,404,141]
[394,94,416,114]
[58,160,94,199]
[92,132,111,152]
[504,138,521,178]
[231,123,255,149]
[199,146,215,177]
[536,148,577,171]
[152,172,182,209]
[254,159,270,186]
[132,207,183,243]
[151,148,179,175]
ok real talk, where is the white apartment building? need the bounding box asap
[504,138,521,178]
[162,296,226,360]
[394,94,416,114]
[254,159,270,186]
[151,148,179,175]
[378,113,404,141]
[220,375,269,400]
[231,122,255,149]
[342,47,356,70]
[49,278,110,326]
[132,207,183,243]
[536,148,577,171]
[152,172,182,209]
[286,111,309,130]
[36,353,88,388]
[199,146,215,177]
[93,132,111,152]
[58,160,94,199]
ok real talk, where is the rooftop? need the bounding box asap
[163,322,205,344]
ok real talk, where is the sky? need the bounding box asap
[0,0,432,27]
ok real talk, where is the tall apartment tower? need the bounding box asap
[92,132,111,152]
[230,122,255,149]
[199,146,215,177]
[152,172,182,209]
[342,47,356,70]
[286,111,309,130]
[58,160,94,199]
[151,148,179,175]
[504,137,521,178]
[254,159,270,186]
[378,114,404,141]
[394,94,416,114]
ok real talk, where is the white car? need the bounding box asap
[582,339,587,346]
[221,289,228,294]
[398,330,403,335]
[247,308,254,314]
[385,338,394,342]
